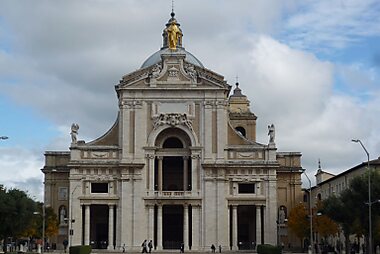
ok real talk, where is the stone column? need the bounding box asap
[148,205,154,243]
[232,205,238,250]
[191,155,198,192]
[149,155,155,191]
[108,205,114,250]
[191,205,200,251]
[184,204,189,250]
[157,205,163,250]
[84,205,90,245]
[183,157,188,191]
[158,157,163,191]
[256,205,262,245]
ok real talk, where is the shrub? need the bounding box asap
[69,245,91,254]
[257,244,282,254]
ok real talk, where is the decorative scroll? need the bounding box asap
[153,113,193,131]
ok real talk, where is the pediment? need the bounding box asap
[116,53,230,91]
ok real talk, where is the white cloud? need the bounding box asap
[283,0,380,51]
[0,147,44,200]
[233,35,380,174]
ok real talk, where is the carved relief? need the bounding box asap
[150,63,162,79]
[121,100,143,109]
[153,113,193,131]
[168,66,179,78]
[92,152,108,158]
[237,152,254,159]
[184,63,197,83]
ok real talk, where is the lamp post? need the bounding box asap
[303,169,313,254]
[352,139,371,254]
[33,203,45,254]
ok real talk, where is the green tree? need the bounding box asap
[323,170,380,254]
[0,185,37,250]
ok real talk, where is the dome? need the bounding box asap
[141,47,204,69]
[140,11,204,69]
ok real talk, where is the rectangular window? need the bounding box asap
[91,183,108,193]
[238,183,255,194]
[58,187,68,201]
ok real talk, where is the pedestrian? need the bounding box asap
[122,244,126,253]
[148,240,153,253]
[141,240,148,253]
[218,245,222,253]
[211,244,216,253]
[62,240,68,253]
[180,243,184,253]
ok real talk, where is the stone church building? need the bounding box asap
[42,12,304,252]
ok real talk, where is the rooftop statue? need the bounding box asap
[70,123,79,144]
[268,123,275,143]
[167,20,182,50]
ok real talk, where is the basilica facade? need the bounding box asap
[42,12,303,252]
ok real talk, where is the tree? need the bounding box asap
[314,200,339,238]
[288,202,309,246]
[0,185,37,251]
[21,203,59,240]
[323,170,380,254]
[45,206,59,239]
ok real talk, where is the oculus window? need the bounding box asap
[238,183,255,194]
[91,183,108,193]
[235,126,246,137]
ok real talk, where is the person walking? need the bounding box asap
[180,243,184,253]
[211,244,216,253]
[141,240,148,253]
[148,240,153,253]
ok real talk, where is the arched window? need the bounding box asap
[317,193,322,200]
[235,126,246,137]
[163,137,183,148]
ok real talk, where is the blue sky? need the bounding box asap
[0,0,380,200]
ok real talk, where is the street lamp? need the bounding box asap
[303,169,313,254]
[33,203,45,254]
[352,139,371,254]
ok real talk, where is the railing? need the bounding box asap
[147,191,199,198]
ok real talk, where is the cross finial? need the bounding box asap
[235,75,239,84]
[171,0,175,15]
[318,158,321,170]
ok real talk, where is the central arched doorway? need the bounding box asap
[153,128,193,249]
[154,128,192,192]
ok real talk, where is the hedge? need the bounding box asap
[69,245,91,254]
[257,244,282,254]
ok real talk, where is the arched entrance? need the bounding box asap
[153,128,193,249]
[154,128,192,192]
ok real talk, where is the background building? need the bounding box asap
[42,12,304,252]
[302,157,380,251]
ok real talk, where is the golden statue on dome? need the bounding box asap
[167,20,182,50]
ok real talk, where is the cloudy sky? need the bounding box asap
[1,0,380,201]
